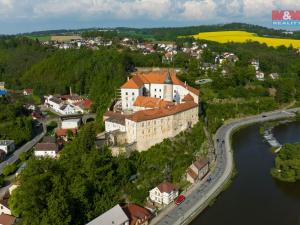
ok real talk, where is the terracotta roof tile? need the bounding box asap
[157,182,176,193]
[133,96,173,109]
[122,204,152,225]
[193,158,209,170]
[35,143,58,151]
[182,94,194,102]
[128,101,198,123]
[55,128,77,137]
[121,70,200,96]
[0,214,16,225]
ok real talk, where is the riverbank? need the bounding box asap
[154,108,300,225]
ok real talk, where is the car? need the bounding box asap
[175,195,186,205]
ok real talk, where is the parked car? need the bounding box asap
[175,195,186,205]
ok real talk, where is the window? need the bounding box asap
[155,88,157,91]
[154,95,157,98]
[159,96,161,98]
[159,89,161,92]
[126,92,128,95]
[132,92,135,95]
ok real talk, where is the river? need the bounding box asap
[190,122,300,225]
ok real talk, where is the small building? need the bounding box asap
[87,204,129,225]
[0,214,16,225]
[122,204,152,225]
[0,141,15,154]
[149,182,178,205]
[256,71,265,81]
[0,193,11,215]
[187,158,209,184]
[45,95,63,112]
[59,104,77,115]
[34,143,58,158]
[23,89,33,96]
[61,118,81,130]
[55,128,77,141]
[104,112,127,133]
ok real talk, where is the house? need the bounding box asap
[251,59,260,71]
[122,204,152,225]
[149,182,178,205]
[61,118,81,129]
[34,143,58,158]
[0,214,16,225]
[45,95,63,112]
[104,112,127,133]
[0,141,15,154]
[186,158,209,184]
[74,99,93,113]
[0,193,11,215]
[256,71,265,81]
[59,104,77,115]
[23,89,33,96]
[87,204,129,225]
[55,128,77,141]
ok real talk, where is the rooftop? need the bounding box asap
[193,158,209,170]
[0,140,14,146]
[0,214,16,225]
[122,204,152,225]
[121,70,199,96]
[87,204,129,225]
[35,143,58,151]
[133,96,173,109]
[105,112,127,126]
[55,128,77,137]
[128,101,198,123]
[157,182,176,193]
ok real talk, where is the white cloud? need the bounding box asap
[179,0,217,20]
[243,0,275,18]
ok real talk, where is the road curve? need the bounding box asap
[154,108,299,225]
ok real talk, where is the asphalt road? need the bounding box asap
[0,123,46,174]
[154,108,299,225]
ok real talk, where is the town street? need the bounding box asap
[154,108,299,225]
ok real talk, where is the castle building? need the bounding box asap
[104,70,200,153]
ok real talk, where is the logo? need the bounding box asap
[272,10,300,26]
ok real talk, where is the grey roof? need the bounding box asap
[164,70,173,84]
[0,140,14,146]
[87,204,129,225]
[49,97,62,104]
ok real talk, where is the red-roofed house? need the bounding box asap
[149,182,178,205]
[23,88,33,96]
[122,204,152,225]
[187,158,209,184]
[0,214,16,225]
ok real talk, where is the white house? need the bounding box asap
[34,143,58,158]
[61,118,81,130]
[256,71,265,81]
[251,59,260,71]
[59,104,77,115]
[0,140,15,154]
[87,204,129,225]
[149,182,178,205]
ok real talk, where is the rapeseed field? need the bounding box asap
[192,31,300,48]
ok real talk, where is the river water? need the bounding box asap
[190,122,300,225]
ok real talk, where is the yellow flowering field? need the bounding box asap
[192,31,300,48]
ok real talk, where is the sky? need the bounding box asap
[0,0,300,34]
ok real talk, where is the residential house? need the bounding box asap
[23,89,33,96]
[59,104,77,115]
[122,204,152,225]
[149,182,178,205]
[55,128,77,142]
[186,158,209,184]
[45,95,63,113]
[61,118,81,130]
[34,143,58,158]
[0,141,15,154]
[87,204,129,225]
[0,214,16,225]
[251,59,260,71]
[0,193,11,215]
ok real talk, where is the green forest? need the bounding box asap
[271,143,300,182]
[9,122,205,225]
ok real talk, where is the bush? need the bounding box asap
[3,164,17,177]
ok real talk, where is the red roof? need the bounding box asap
[0,214,16,225]
[55,128,77,137]
[23,88,33,94]
[187,168,198,180]
[193,158,209,170]
[133,96,173,109]
[121,70,200,96]
[182,94,194,102]
[123,204,152,225]
[157,182,176,193]
[128,101,198,123]
[74,99,93,110]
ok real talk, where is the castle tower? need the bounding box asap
[163,70,173,102]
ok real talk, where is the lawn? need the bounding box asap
[192,31,300,48]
